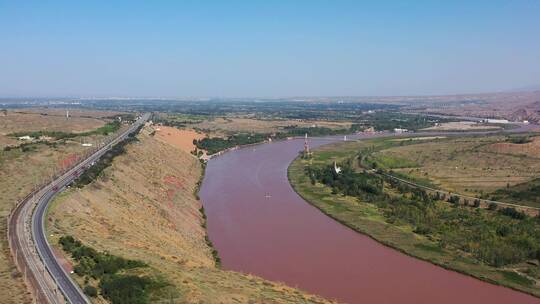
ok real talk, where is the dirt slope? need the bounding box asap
[153,126,205,154]
[0,141,92,304]
[48,126,330,304]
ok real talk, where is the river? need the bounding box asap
[199,133,540,304]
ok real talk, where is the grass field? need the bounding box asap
[372,135,540,207]
[47,126,331,304]
[0,109,106,135]
[288,137,540,298]
[193,117,352,135]
[0,109,109,149]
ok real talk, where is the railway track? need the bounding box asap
[7,113,149,303]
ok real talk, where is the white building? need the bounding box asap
[393,128,408,133]
[483,119,509,124]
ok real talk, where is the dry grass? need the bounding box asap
[422,121,500,131]
[47,126,331,304]
[0,110,127,303]
[375,136,540,196]
[194,117,351,134]
[14,108,127,119]
[488,137,540,158]
[0,141,92,304]
[0,110,106,136]
[0,109,106,149]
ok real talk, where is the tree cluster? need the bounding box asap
[59,236,166,304]
[305,162,540,268]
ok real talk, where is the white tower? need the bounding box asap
[304,133,310,154]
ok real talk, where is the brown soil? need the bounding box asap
[154,126,205,154]
[47,126,331,304]
[0,110,106,135]
[15,108,126,119]
[488,137,540,158]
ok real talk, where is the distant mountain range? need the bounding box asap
[508,84,540,92]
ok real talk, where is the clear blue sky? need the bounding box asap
[1,1,539,97]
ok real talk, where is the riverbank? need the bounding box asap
[46,125,331,303]
[288,147,540,299]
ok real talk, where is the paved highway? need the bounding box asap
[8,113,150,304]
[8,114,537,303]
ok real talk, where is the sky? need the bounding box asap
[1,1,539,98]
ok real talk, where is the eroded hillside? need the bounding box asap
[48,126,330,304]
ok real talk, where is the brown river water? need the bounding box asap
[200,134,540,304]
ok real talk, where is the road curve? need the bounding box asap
[8,113,150,304]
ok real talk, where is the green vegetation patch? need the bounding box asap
[196,124,368,154]
[308,159,540,268]
[195,133,270,155]
[506,136,533,144]
[289,137,540,296]
[499,271,535,286]
[73,125,142,188]
[59,236,169,304]
[369,153,419,169]
[491,178,540,209]
[90,121,121,136]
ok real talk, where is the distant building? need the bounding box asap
[523,120,530,124]
[393,128,408,133]
[18,135,33,141]
[482,119,509,124]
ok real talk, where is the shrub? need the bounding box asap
[100,275,152,304]
[498,207,526,220]
[58,236,158,303]
[83,285,98,297]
